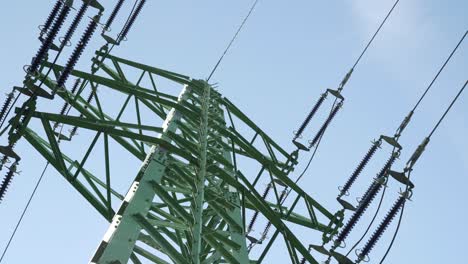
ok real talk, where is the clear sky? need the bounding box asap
[0,0,467,263]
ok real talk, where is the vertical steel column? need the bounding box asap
[89,85,192,264]
[191,83,210,263]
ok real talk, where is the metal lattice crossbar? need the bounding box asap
[8,46,341,263]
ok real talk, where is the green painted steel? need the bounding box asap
[4,44,342,263]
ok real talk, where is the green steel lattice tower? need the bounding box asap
[6,46,342,263]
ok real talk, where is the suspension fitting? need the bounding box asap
[338,68,354,92]
[395,110,414,138]
[82,0,104,12]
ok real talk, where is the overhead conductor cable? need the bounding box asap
[357,79,467,263]
[292,0,401,150]
[252,0,402,253]
[341,30,467,259]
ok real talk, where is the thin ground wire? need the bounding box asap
[207,0,260,81]
[351,0,400,70]
[0,1,141,261]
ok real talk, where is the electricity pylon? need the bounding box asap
[3,44,342,263]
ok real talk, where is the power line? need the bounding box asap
[428,79,467,138]
[351,0,400,70]
[379,79,467,263]
[0,163,49,263]
[347,31,467,257]
[411,30,467,112]
[207,0,260,81]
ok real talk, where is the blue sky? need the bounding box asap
[0,0,467,263]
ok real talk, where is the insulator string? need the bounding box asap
[29,0,72,75]
[0,162,18,203]
[0,93,15,124]
[308,101,343,148]
[57,15,100,88]
[247,183,272,233]
[293,93,327,141]
[118,0,146,42]
[59,2,90,49]
[339,140,381,198]
[345,187,387,257]
[39,0,63,38]
[357,194,407,262]
[104,0,125,32]
[334,154,396,247]
[249,99,338,251]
